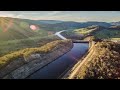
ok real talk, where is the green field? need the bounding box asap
[0,35,60,57]
[0,17,61,56]
[73,26,120,41]
[74,28,93,35]
[0,17,50,41]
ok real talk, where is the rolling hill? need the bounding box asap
[0,17,50,41]
[37,21,112,31]
[0,17,120,41]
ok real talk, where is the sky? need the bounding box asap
[0,11,120,22]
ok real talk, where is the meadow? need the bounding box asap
[0,35,60,57]
[0,39,71,69]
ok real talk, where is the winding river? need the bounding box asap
[27,30,89,79]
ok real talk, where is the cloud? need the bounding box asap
[21,12,41,15]
[0,11,15,17]
[46,11,62,16]
[16,14,24,18]
[0,11,120,22]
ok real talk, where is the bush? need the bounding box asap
[0,39,72,69]
[77,41,120,79]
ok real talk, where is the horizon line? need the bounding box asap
[0,16,119,23]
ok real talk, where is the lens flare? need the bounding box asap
[0,18,13,32]
[30,25,37,31]
[68,52,78,61]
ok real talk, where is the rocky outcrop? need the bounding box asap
[1,40,73,79]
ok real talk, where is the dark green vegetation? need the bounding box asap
[41,21,112,31]
[1,17,82,41]
[0,17,49,41]
[0,17,120,79]
[0,17,119,41]
[0,35,60,57]
[74,25,98,35]
[73,25,120,40]
[93,29,120,39]
[61,30,84,40]
[77,41,120,79]
[0,17,63,56]
[0,40,71,69]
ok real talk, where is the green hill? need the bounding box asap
[0,17,48,41]
[0,17,58,56]
[73,25,120,40]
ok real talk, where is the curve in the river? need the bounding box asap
[27,30,89,79]
[55,30,67,40]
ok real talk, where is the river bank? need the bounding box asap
[0,40,73,79]
[62,41,95,79]
[27,43,89,79]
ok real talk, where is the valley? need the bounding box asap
[0,16,120,79]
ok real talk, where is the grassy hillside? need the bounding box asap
[0,17,62,56]
[61,30,84,40]
[74,28,94,35]
[0,35,60,57]
[77,41,120,79]
[73,26,120,40]
[0,39,71,70]
[0,17,115,40]
[0,17,48,41]
[92,29,120,39]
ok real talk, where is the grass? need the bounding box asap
[0,17,50,41]
[0,39,71,69]
[61,30,84,40]
[110,38,120,41]
[74,28,94,35]
[93,29,120,39]
[0,18,36,41]
[0,17,65,56]
[0,35,60,57]
[74,27,120,42]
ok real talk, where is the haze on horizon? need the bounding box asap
[0,11,120,22]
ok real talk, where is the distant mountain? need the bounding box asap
[33,20,64,24]
[111,21,120,26]
[81,21,111,28]
[0,17,119,41]
[40,21,112,31]
[22,19,65,25]
[86,25,106,30]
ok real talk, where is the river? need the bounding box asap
[27,43,88,79]
[27,30,89,79]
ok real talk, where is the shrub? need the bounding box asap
[77,41,120,79]
[0,39,72,69]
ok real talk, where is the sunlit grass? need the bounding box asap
[74,28,93,35]
[0,35,60,57]
[0,39,71,69]
[111,38,120,40]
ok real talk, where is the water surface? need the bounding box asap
[27,43,89,79]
